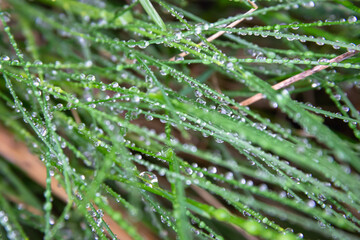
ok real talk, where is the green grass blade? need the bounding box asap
[139,0,166,30]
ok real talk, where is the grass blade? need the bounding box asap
[139,0,166,30]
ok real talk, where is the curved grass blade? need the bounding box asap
[139,0,166,30]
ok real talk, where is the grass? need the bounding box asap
[0,0,359,239]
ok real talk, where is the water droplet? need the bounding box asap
[342,106,350,112]
[87,75,96,82]
[195,26,202,34]
[138,41,149,49]
[38,126,47,136]
[34,60,43,65]
[133,95,140,103]
[139,171,158,188]
[84,60,93,67]
[160,147,174,159]
[78,123,85,130]
[128,39,136,48]
[174,32,183,42]
[208,166,217,174]
[348,15,357,23]
[266,52,276,58]
[303,1,315,8]
[185,167,193,175]
[259,184,268,191]
[334,94,341,101]
[307,200,316,208]
[297,233,304,238]
[225,172,233,180]
[195,90,202,98]
[226,62,234,70]
[291,22,299,30]
[145,115,153,121]
[2,56,10,61]
[316,37,325,46]
[43,202,52,211]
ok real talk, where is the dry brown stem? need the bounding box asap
[0,125,156,240]
[238,50,359,107]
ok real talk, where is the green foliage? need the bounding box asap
[0,0,359,239]
[139,0,167,30]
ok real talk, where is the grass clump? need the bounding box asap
[0,0,359,239]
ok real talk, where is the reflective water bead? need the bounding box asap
[132,95,140,103]
[225,172,233,180]
[348,15,357,23]
[138,41,149,49]
[303,1,315,8]
[38,126,47,136]
[87,75,96,82]
[2,56,10,61]
[334,94,341,100]
[226,62,234,70]
[195,26,202,34]
[145,115,154,121]
[208,166,217,174]
[307,200,316,208]
[128,39,136,48]
[194,90,202,98]
[85,60,93,67]
[343,63,351,68]
[175,56,184,61]
[297,233,304,239]
[139,171,159,188]
[185,167,193,175]
[291,22,299,30]
[44,202,52,211]
[34,60,43,65]
[316,37,325,46]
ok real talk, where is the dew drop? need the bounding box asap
[195,90,203,98]
[133,95,140,103]
[303,1,315,8]
[145,115,154,121]
[84,60,93,67]
[341,106,349,112]
[226,62,234,70]
[38,126,47,137]
[208,166,217,174]
[316,37,325,46]
[307,200,316,208]
[195,26,202,34]
[138,41,149,49]
[49,217,55,225]
[139,171,158,188]
[43,202,52,211]
[185,167,193,175]
[348,15,357,23]
[225,172,233,180]
[87,75,96,82]
[291,22,299,30]
[2,56,10,61]
[297,233,304,239]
